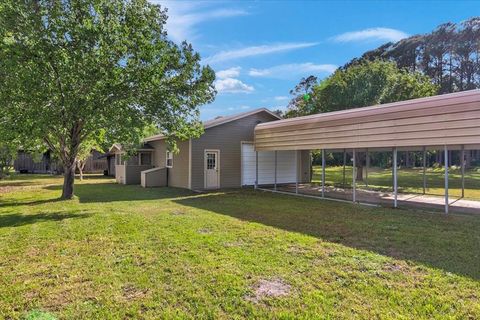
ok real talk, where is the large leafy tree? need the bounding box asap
[75,133,105,181]
[286,60,438,117]
[0,0,215,199]
[285,60,438,180]
[0,143,16,180]
[0,117,17,179]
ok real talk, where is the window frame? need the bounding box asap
[116,153,124,165]
[166,151,173,168]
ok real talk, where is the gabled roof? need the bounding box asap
[144,108,281,142]
[108,143,122,153]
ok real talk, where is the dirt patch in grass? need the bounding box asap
[0,186,19,194]
[247,278,291,303]
[197,228,212,234]
[223,240,245,248]
[170,209,186,216]
[122,284,148,301]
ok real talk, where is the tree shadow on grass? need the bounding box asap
[0,197,65,208]
[1,182,193,208]
[174,190,480,280]
[0,174,61,187]
[0,211,93,228]
[45,183,194,203]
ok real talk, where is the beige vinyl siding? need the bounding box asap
[191,112,280,190]
[255,90,480,151]
[147,139,190,188]
[148,140,167,167]
[168,139,190,188]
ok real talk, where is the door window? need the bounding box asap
[206,153,216,169]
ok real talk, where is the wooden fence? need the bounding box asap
[14,151,108,174]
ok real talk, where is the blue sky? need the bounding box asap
[154,1,478,120]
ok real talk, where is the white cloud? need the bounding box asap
[216,67,241,79]
[215,78,254,93]
[215,67,253,94]
[153,1,248,43]
[274,96,289,101]
[228,105,251,111]
[332,27,408,43]
[249,63,337,79]
[204,42,318,64]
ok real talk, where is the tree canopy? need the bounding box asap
[344,17,480,94]
[0,0,216,198]
[286,60,438,117]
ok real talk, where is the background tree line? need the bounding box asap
[286,17,480,118]
[345,17,480,94]
[285,17,480,178]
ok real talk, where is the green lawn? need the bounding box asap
[0,175,479,319]
[312,166,480,200]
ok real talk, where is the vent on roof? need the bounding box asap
[214,116,223,120]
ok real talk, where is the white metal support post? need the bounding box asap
[365,149,369,188]
[461,145,465,198]
[422,146,427,195]
[274,150,277,191]
[393,147,398,208]
[321,149,326,198]
[255,151,258,190]
[343,149,347,189]
[352,149,356,203]
[444,145,449,214]
[295,150,299,194]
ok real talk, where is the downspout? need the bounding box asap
[166,167,169,187]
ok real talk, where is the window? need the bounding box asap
[140,152,152,165]
[206,153,216,169]
[166,151,173,168]
[116,154,124,165]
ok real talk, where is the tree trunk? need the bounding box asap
[77,161,85,181]
[356,165,364,181]
[61,163,76,199]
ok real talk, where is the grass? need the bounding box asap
[0,174,479,319]
[312,166,480,200]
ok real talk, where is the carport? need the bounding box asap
[254,90,480,214]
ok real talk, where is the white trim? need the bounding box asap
[144,134,166,142]
[203,108,281,130]
[204,149,220,189]
[188,139,192,189]
[240,141,254,187]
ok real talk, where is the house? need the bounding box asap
[110,143,155,184]
[112,108,311,189]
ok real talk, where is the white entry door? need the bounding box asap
[205,150,220,189]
